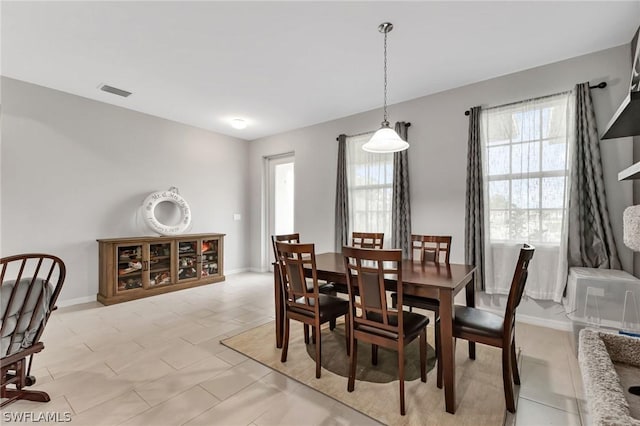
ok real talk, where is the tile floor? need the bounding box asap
[1,272,587,425]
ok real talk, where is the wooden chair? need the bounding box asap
[271,234,337,334]
[453,244,535,413]
[272,233,336,295]
[330,232,386,296]
[351,232,384,249]
[342,246,429,415]
[390,234,451,388]
[1,254,65,408]
[411,235,451,265]
[276,241,350,378]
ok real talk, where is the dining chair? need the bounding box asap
[411,235,451,264]
[1,254,66,407]
[453,244,535,413]
[390,234,452,388]
[272,233,337,335]
[276,241,350,378]
[342,246,429,416]
[351,232,384,249]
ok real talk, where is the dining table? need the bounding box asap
[273,252,477,414]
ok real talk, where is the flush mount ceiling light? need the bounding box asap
[362,22,409,154]
[230,118,247,130]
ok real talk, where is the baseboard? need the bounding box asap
[248,267,269,273]
[480,306,573,332]
[56,295,97,308]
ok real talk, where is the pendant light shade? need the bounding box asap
[363,123,409,153]
[363,22,409,154]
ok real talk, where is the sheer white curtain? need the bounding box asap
[346,133,393,245]
[481,92,574,300]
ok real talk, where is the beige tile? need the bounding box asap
[34,342,94,370]
[216,348,249,366]
[184,381,284,426]
[116,357,176,386]
[159,343,213,369]
[515,398,581,426]
[64,373,134,414]
[181,307,217,319]
[47,340,144,379]
[70,391,150,426]
[196,335,229,355]
[577,397,590,426]
[258,371,302,394]
[199,360,271,401]
[133,320,206,348]
[180,324,239,345]
[253,388,336,426]
[121,386,219,426]
[29,364,116,401]
[329,401,383,426]
[134,355,232,406]
[519,358,579,414]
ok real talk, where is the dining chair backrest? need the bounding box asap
[502,244,535,341]
[351,232,384,249]
[410,235,451,264]
[271,233,300,263]
[342,246,403,339]
[275,241,319,316]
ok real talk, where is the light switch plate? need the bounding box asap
[233,213,241,221]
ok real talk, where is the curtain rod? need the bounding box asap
[336,122,411,141]
[463,82,607,116]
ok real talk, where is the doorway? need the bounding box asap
[265,153,295,270]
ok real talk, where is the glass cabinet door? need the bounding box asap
[148,242,173,287]
[116,244,144,292]
[200,238,219,278]
[176,240,198,282]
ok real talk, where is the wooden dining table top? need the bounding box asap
[310,252,476,290]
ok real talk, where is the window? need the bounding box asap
[346,133,393,242]
[481,92,574,299]
[482,93,572,245]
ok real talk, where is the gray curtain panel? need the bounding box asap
[335,134,349,252]
[567,83,621,269]
[465,106,485,290]
[392,122,412,257]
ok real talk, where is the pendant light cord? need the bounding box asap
[382,30,388,126]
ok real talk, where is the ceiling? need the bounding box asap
[2,1,640,141]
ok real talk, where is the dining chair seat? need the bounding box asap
[394,294,439,311]
[291,294,349,320]
[359,311,429,340]
[453,306,504,339]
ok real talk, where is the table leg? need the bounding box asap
[466,270,476,360]
[274,266,283,348]
[439,289,456,414]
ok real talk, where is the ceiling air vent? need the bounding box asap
[99,84,132,98]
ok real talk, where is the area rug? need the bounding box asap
[222,322,508,426]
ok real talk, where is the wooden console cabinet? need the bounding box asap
[97,233,225,305]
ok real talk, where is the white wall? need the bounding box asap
[248,45,635,326]
[1,77,251,303]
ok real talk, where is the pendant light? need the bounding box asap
[362,22,409,153]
